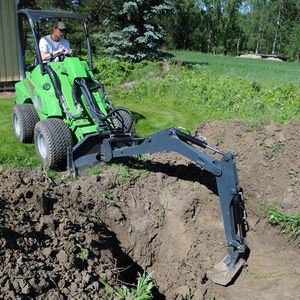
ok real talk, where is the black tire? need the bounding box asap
[111,108,136,135]
[34,118,72,170]
[12,104,40,143]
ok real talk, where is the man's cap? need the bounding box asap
[54,21,67,30]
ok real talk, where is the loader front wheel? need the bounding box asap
[34,118,72,170]
[12,104,40,143]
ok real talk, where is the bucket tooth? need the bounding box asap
[207,253,245,286]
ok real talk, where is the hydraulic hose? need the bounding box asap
[72,77,111,108]
[44,65,64,103]
[73,77,134,133]
[76,77,104,125]
[90,77,113,108]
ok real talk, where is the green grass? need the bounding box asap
[248,273,283,279]
[0,98,40,168]
[169,51,300,84]
[84,166,102,176]
[113,98,198,137]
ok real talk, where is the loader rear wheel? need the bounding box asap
[112,108,136,135]
[34,118,72,170]
[111,108,137,148]
[12,104,40,143]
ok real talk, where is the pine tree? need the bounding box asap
[97,0,175,61]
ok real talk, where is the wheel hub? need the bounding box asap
[36,133,47,159]
[13,114,20,137]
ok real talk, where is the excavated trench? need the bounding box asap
[0,120,299,299]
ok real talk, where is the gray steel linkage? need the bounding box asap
[68,126,249,285]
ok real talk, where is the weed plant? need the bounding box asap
[267,207,300,240]
[269,142,286,152]
[106,156,149,187]
[49,274,58,288]
[99,271,155,300]
[76,244,88,261]
[13,270,37,280]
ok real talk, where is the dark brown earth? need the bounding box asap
[0,120,299,299]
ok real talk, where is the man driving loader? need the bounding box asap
[39,21,73,62]
[15,9,249,286]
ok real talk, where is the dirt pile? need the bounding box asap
[0,120,299,299]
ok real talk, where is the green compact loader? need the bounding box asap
[13,9,249,286]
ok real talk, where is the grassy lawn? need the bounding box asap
[112,99,199,137]
[110,56,299,136]
[0,98,40,168]
[169,51,300,84]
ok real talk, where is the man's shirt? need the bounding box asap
[39,35,70,62]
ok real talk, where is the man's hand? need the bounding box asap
[53,47,66,55]
[54,47,73,56]
[41,47,73,61]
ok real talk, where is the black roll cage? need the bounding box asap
[17,9,92,77]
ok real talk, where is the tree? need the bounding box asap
[200,0,243,54]
[221,0,243,54]
[285,1,300,61]
[268,0,299,57]
[164,0,206,51]
[244,0,268,54]
[97,0,175,61]
[17,0,300,61]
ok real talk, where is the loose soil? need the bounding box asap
[0,120,299,300]
[0,92,15,99]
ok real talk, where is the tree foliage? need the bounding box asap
[164,0,206,51]
[178,0,300,60]
[96,0,175,61]
[18,0,300,61]
[164,0,300,60]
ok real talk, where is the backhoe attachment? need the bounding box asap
[68,127,249,285]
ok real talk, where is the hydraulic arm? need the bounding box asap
[68,127,249,285]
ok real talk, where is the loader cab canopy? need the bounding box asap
[17,9,92,77]
[17,9,87,23]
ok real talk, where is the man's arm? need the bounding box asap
[40,47,66,61]
[40,51,52,61]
